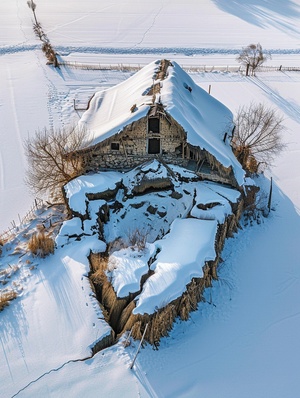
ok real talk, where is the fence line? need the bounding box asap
[0,198,47,243]
[257,65,300,72]
[58,61,300,73]
[59,61,243,73]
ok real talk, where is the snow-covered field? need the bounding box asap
[1,1,300,397]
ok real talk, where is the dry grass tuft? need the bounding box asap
[107,238,127,254]
[0,237,5,255]
[28,232,55,257]
[0,290,17,311]
[127,228,148,251]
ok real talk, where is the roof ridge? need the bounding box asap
[149,59,173,104]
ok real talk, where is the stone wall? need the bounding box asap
[80,114,189,172]
[76,112,239,187]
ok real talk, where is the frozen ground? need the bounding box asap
[1,1,300,397]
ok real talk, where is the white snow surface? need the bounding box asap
[65,172,122,214]
[1,1,300,397]
[108,244,156,299]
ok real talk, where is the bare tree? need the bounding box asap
[237,43,270,76]
[24,126,89,202]
[27,0,59,67]
[232,103,285,173]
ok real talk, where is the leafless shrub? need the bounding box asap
[107,229,149,253]
[0,290,17,311]
[232,103,286,173]
[24,126,89,202]
[33,22,46,41]
[107,238,127,254]
[244,188,269,225]
[42,42,58,67]
[28,232,55,257]
[237,43,271,76]
[127,228,148,251]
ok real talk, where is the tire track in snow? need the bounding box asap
[6,65,26,166]
[16,0,28,43]
[44,5,115,36]
[131,359,159,398]
[2,45,300,57]
[11,354,93,398]
[132,0,165,48]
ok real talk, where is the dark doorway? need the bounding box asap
[148,138,160,154]
[148,117,159,134]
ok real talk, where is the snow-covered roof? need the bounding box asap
[79,60,245,185]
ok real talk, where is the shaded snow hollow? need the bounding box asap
[79,60,245,186]
[61,161,242,315]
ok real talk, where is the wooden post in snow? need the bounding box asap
[267,177,273,214]
[130,323,148,370]
[208,84,211,94]
[246,64,250,76]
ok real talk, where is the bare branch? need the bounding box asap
[24,126,90,202]
[232,103,286,173]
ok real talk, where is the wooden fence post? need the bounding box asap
[267,177,273,214]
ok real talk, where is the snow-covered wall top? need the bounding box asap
[79,60,245,185]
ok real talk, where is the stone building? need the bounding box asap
[73,59,245,188]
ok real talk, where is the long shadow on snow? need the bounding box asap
[212,0,300,35]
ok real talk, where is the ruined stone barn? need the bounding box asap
[74,59,245,188]
[60,61,258,346]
